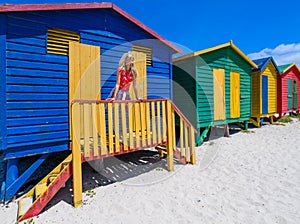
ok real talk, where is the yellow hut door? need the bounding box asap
[213,68,225,121]
[230,71,240,118]
[69,42,100,138]
[129,51,147,133]
[130,51,147,99]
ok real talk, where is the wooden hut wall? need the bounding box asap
[0,14,6,151]
[4,8,173,158]
[196,47,252,128]
[279,66,300,113]
[251,71,261,117]
[261,62,277,115]
[172,57,197,127]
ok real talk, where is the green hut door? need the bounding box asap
[288,79,292,110]
[213,68,225,121]
[230,71,240,118]
[294,80,298,109]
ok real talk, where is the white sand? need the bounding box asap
[1,119,300,224]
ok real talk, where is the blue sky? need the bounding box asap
[2,0,300,65]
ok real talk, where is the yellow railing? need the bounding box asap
[70,98,197,207]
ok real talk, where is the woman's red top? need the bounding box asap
[118,67,133,91]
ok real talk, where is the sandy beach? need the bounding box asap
[1,119,300,224]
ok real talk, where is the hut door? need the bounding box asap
[69,42,100,138]
[130,51,147,99]
[262,75,268,114]
[213,68,225,120]
[287,78,292,110]
[230,71,240,118]
[129,51,147,132]
[293,80,298,109]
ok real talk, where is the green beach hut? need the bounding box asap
[173,41,257,145]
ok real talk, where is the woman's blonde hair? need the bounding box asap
[119,51,137,79]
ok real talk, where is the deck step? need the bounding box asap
[155,146,187,165]
[17,154,73,222]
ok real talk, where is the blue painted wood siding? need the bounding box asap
[4,9,173,157]
[0,14,7,151]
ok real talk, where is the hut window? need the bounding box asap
[132,45,152,66]
[47,28,80,55]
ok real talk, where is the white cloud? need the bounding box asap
[248,43,300,66]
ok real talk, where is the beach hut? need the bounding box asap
[251,57,280,127]
[0,3,197,221]
[277,63,300,116]
[173,41,257,145]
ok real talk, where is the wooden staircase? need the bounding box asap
[17,154,73,222]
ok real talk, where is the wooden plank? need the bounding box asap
[121,103,128,151]
[114,103,120,153]
[180,118,184,156]
[69,42,79,140]
[83,104,90,158]
[140,102,146,147]
[99,104,107,155]
[162,101,166,142]
[92,104,98,157]
[185,124,189,162]
[108,103,114,154]
[166,100,174,171]
[72,105,82,208]
[146,102,151,146]
[134,103,141,148]
[156,101,161,143]
[189,126,196,164]
[128,103,134,149]
[172,109,176,150]
[151,102,157,145]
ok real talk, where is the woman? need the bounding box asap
[109,51,141,101]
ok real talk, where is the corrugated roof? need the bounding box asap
[0,2,181,53]
[252,57,280,73]
[173,41,257,68]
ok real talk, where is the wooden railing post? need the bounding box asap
[189,126,196,164]
[145,103,151,146]
[121,103,128,151]
[108,103,114,153]
[99,103,107,155]
[71,103,83,208]
[114,103,120,153]
[166,100,174,171]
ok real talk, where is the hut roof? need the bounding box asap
[278,63,300,74]
[0,2,181,53]
[173,40,257,68]
[252,57,280,73]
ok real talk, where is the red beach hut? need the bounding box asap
[277,63,300,117]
